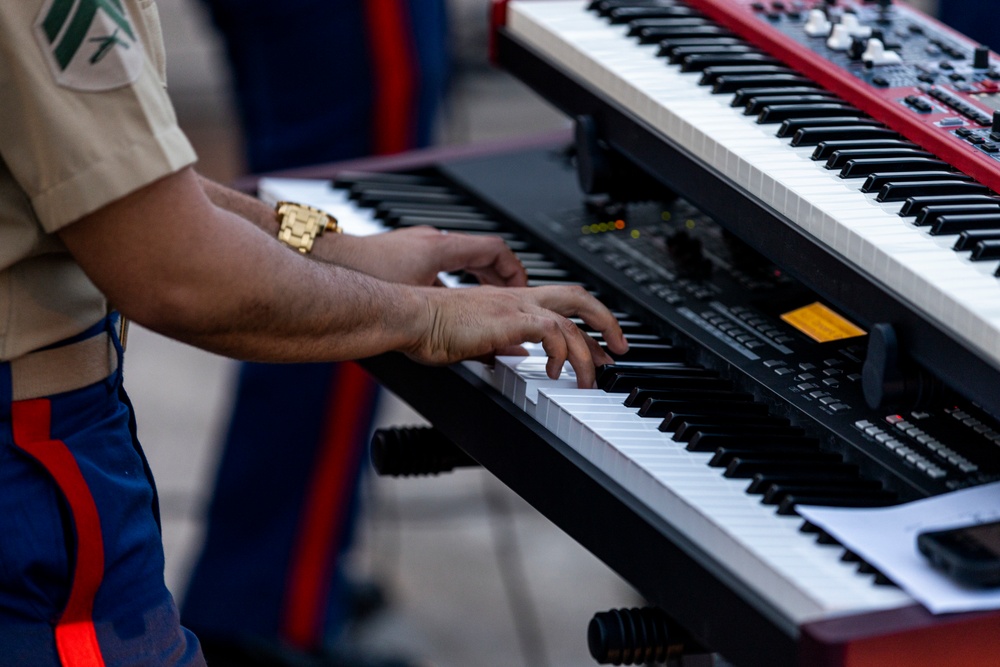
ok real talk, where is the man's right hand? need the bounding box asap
[404,284,628,389]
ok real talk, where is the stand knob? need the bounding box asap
[370,426,478,477]
[588,607,692,665]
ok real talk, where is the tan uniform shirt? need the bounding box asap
[0,0,197,360]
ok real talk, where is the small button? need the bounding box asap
[875,433,893,443]
[846,373,862,382]
[855,420,873,428]
[794,373,816,381]
[982,143,999,153]
[828,403,850,412]
[822,378,840,387]
[763,360,786,368]
[798,362,817,371]
[939,60,954,70]
[885,415,905,424]
[823,358,843,367]
[797,382,819,391]
[810,391,830,399]
[820,396,839,405]
[822,368,843,376]
[872,76,889,87]
[775,367,794,376]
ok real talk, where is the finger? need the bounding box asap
[527,286,629,355]
[441,234,528,287]
[561,317,600,388]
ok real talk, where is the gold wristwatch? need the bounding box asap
[275,201,341,254]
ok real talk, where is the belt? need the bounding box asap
[9,332,117,401]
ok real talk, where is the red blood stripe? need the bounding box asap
[280,362,378,648]
[12,399,107,667]
[364,0,418,154]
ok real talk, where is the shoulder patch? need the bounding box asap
[34,0,145,91]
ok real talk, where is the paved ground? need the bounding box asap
[135,3,640,666]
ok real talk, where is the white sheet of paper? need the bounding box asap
[798,481,1000,614]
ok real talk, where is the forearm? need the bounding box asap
[63,169,427,362]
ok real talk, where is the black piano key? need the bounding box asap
[656,412,787,428]
[643,400,768,419]
[898,194,1000,217]
[609,6,712,23]
[687,433,819,453]
[393,215,502,232]
[778,118,884,139]
[591,0,679,14]
[877,180,992,203]
[657,36,746,58]
[627,12,706,30]
[840,158,951,179]
[604,374,733,393]
[973,239,1000,260]
[861,171,973,194]
[355,189,467,207]
[633,21,721,43]
[702,73,808,95]
[915,204,1000,227]
[708,447,839,469]
[777,494,896,516]
[757,103,864,124]
[680,53,783,72]
[712,74,814,94]
[762,484,894,506]
[752,477,884,499]
[604,343,688,364]
[791,126,902,146]
[626,387,754,407]
[824,148,934,170]
[724,459,859,479]
[374,202,481,219]
[595,363,696,385]
[675,422,805,443]
[656,403,771,426]
[701,65,799,86]
[955,230,1000,251]
[668,44,761,65]
[730,85,828,107]
[332,171,437,188]
[811,139,920,161]
[930,213,1000,236]
[743,93,841,115]
[349,182,453,199]
[599,367,716,392]
[746,470,867,494]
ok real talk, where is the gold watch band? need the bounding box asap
[275,201,341,254]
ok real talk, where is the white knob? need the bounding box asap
[804,9,832,37]
[827,24,853,50]
[862,38,902,65]
[840,12,873,38]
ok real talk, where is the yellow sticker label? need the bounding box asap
[780,302,866,343]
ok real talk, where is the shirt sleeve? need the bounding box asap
[0,0,197,233]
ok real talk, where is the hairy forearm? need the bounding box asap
[63,169,427,362]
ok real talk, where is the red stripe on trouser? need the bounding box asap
[280,362,377,649]
[364,0,418,154]
[12,399,107,667]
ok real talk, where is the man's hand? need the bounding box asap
[317,225,527,287]
[405,284,628,389]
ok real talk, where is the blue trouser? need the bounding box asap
[182,362,380,649]
[183,0,449,651]
[0,317,204,666]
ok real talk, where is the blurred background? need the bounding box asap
[132,1,939,666]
